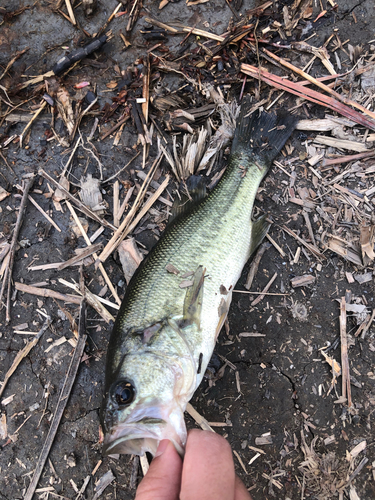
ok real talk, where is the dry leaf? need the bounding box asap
[80,174,106,214]
[53,176,70,202]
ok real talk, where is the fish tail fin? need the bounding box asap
[231,97,297,168]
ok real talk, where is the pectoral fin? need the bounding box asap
[248,215,271,258]
[183,265,205,329]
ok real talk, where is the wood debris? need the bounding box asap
[118,238,144,284]
[91,470,115,500]
[290,275,316,288]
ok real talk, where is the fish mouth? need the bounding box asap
[102,409,187,456]
[102,422,184,456]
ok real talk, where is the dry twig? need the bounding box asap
[0,175,34,323]
[340,296,352,408]
[0,317,50,398]
[245,242,270,290]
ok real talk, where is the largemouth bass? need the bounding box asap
[101,99,296,456]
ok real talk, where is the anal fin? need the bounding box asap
[249,214,270,258]
[215,290,233,341]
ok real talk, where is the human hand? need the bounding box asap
[135,429,252,500]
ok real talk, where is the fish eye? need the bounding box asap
[113,381,135,406]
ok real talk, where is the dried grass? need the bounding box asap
[298,432,365,499]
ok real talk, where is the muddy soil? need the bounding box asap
[1,1,375,499]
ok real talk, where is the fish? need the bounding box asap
[100,98,297,456]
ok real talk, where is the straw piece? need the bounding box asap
[340,296,352,408]
[15,282,82,304]
[186,403,215,432]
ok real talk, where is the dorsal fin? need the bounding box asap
[169,175,206,225]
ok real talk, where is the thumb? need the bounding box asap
[135,440,183,500]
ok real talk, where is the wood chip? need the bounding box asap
[248,445,266,455]
[314,135,369,152]
[255,435,273,445]
[0,186,10,202]
[248,452,261,465]
[57,242,103,270]
[239,332,266,337]
[348,440,366,460]
[354,272,372,284]
[0,413,7,440]
[92,470,115,500]
[245,242,270,290]
[290,275,316,287]
[44,336,67,353]
[165,263,180,274]
[346,272,355,283]
[266,234,285,257]
[324,435,336,445]
[179,280,193,288]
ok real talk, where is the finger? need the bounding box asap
[180,429,236,500]
[235,475,253,500]
[135,440,183,500]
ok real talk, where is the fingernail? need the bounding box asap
[155,439,170,457]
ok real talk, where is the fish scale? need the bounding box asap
[101,99,297,456]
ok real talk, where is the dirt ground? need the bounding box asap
[1,0,375,499]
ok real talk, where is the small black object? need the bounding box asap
[141,27,168,42]
[85,91,97,104]
[42,93,54,106]
[118,78,132,91]
[197,353,203,374]
[53,34,107,75]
